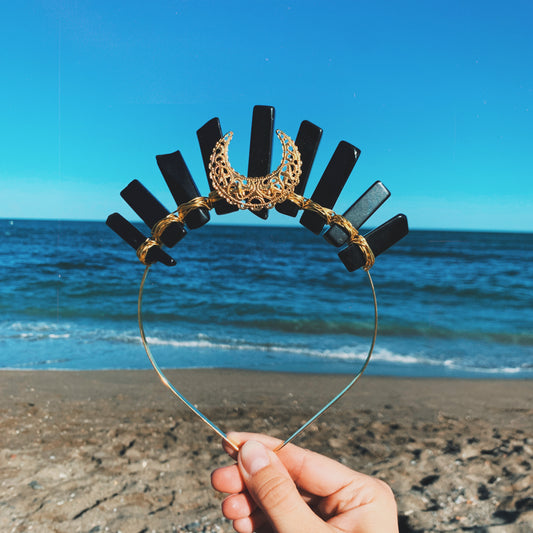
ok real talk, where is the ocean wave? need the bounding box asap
[6,321,71,342]
[3,316,532,350]
[230,318,533,347]
[16,332,72,341]
[3,321,140,345]
[13,357,74,368]
[130,334,533,376]
[9,321,62,332]
[442,359,526,375]
[2,319,532,377]
[141,335,523,375]
[5,290,530,349]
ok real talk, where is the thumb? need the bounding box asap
[238,440,325,533]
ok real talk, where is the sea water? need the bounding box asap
[1,219,531,378]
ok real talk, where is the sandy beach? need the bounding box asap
[1,369,532,532]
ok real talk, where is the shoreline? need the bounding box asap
[2,370,532,531]
[2,368,531,424]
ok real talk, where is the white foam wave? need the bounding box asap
[318,346,422,364]
[443,359,524,374]
[3,321,140,345]
[16,332,71,341]
[140,335,530,375]
[143,335,425,366]
[2,321,530,376]
[9,321,69,333]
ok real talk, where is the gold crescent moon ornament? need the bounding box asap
[209,129,302,211]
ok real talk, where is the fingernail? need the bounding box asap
[240,440,270,475]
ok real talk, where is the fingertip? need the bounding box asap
[210,466,227,492]
[232,517,254,533]
[211,464,245,494]
[221,492,256,520]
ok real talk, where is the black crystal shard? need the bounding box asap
[196,117,238,215]
[106,213,176,266]
[338,214,408,272]
[300,141,360,234]
[106,213,146,250]
[156,150,210,230]
[120,180,186,248]
[275,120,323,217]
[247,105,275,219]
[323,181,391,247]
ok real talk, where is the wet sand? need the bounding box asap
[1,369,532,532]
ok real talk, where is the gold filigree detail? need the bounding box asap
[208,130,302,211]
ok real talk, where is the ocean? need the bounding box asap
[1,218,531,378]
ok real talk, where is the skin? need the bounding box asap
[211,432,399,533]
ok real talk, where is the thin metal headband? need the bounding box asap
[107,106,409,451]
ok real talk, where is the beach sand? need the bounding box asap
[1,369,532,532]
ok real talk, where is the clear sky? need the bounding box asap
[1,0,531,231]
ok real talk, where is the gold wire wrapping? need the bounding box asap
[286,192,375,271]
[209,130,302,210]
[177,191,221,220]
[147,190,374,271]
[150,192,222,245]
[151,213,182,243]
[135,238,160,265]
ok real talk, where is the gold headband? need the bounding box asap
[130,130,377,452]
[143,130,375,271]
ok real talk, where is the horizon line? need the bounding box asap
[1,217,532,235]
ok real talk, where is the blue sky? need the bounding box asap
[1,0,531,231]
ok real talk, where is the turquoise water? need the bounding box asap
[1,219,531,378]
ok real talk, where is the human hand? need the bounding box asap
[211,432,398,533]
